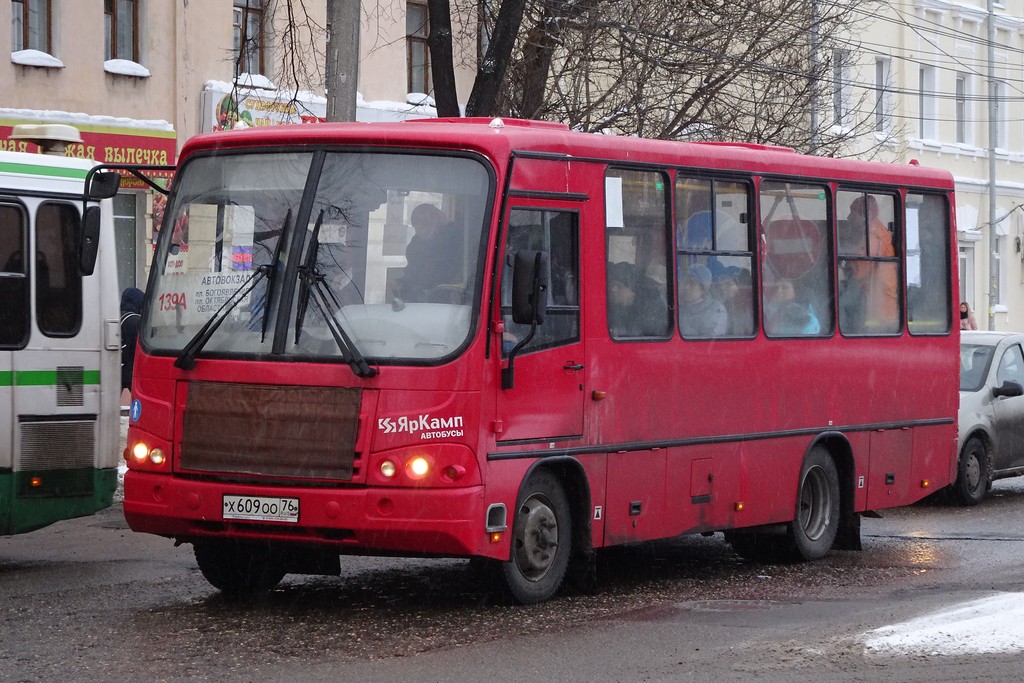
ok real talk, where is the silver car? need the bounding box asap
[955,331,1024,505]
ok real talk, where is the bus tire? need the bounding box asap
[952,436,988,507]
[193,540,286,595]
[500,470,572,604]
[788,446,840,561]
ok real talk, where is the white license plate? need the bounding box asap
[222,495,299,523]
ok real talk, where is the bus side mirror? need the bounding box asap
[511,250,549,325]
[86,171,121,200]
[80,206,101,276]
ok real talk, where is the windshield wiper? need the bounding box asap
[175,209,291,370]
[174,265,270,370]
[295,210,377,378]
[294,210,324,344]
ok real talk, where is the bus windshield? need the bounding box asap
[144,150,492,364]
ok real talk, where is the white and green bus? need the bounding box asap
[0,125,122,535]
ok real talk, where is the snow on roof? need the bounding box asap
[0,107,173,132]
[202,79,439,119]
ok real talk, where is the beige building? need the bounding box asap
[2,0,475,291]
[842,0,1024,330]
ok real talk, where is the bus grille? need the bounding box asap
[180,382,362,481]
[56,366,85,406]
[19,419,96,471]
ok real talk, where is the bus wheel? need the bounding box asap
[500,470,572,604]
[952,436,988,506]
[789,447,840,561]
[193,540,286,595]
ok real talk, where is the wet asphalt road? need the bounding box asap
[3,479,1024,682]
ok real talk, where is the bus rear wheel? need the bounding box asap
[727,447,840,563]
[193,540,286,595]
[500,470,572,604]
[788,447,840,561]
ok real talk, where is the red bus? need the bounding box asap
[120,118,958,603]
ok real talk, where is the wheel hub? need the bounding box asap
[513,497,559,580]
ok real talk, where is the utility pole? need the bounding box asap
[987,0,998,330]
[809,0,819,155]
[326,0,360,122]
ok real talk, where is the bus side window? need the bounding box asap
[676,177,755,338]
[906,193,951,334]
[605,168,672,340]
[35,202,83,337]
[759,181,832,338]
[500,209,580,356]
[837,190,900,335]
[0,203,30,347]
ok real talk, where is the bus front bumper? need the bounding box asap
[123,470,491,557]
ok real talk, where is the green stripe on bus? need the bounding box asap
[2,370,102,386]
[0,161,89,180]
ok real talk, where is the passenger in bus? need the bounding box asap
[607,261,665,337]
[712,266,754,336]
[120,287,144,406]
[395,203,463,304]
[679,263,728,338]
[765,278,820,335]
[847,195,898,331]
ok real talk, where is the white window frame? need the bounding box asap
[955,72,972,146]
[874,57,892,134]
[918,65,938,140]
[832,49,852,128]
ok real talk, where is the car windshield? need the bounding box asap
[960,343,995,392]
[143,150,492,364]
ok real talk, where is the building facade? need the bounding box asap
[2,0,476,292]
[843,0,1024,330]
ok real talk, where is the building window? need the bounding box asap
[104,0,138,62]
[407,1,431,95]
[874,57,892,134]
[114,193,138,291]
[918,66,937,140]
[994,79,1008,149]
[832,49,851,127]
[955,73,969,145]
[11,0,51,53]
[232,0,264,77]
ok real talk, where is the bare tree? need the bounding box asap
[441,0,890,156]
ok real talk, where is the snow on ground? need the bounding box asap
[862,593,1024,656]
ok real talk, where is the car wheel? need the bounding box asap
[953,436,989,506]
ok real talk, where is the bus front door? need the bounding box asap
[496,207,585,443]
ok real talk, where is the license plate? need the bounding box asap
[222,495,299,523]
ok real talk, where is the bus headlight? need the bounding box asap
[408,456,430,478]
[369,444,480,487]
[129,440,169,469]
[132,442,149,462]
